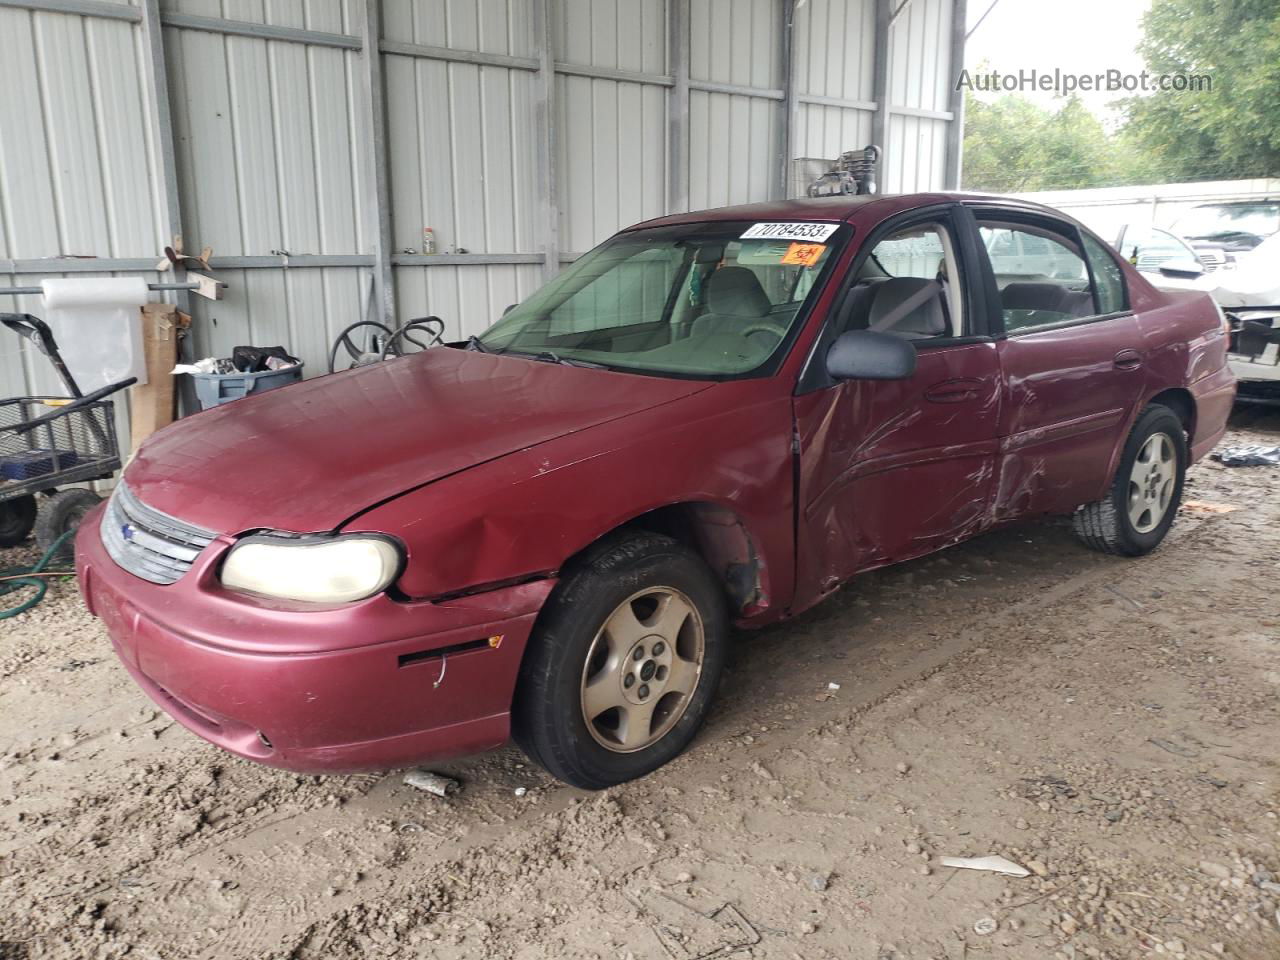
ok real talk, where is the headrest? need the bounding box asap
[706,266,772,317]
[868,277,947,335]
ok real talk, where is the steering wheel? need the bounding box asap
[739,321,789,342]
[380,317,446,361]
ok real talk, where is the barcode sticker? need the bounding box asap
[740,221,840,242]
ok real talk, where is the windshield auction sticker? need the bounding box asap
[780,242,826,267]
[741,222,839,242]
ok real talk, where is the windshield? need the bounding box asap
[475,220,847,378]
[1172,203,1280,243]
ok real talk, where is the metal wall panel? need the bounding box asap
[553,0,667,255]
[382,0,532,56]
[688,90,779,209]
[888,0,952,114]
[886,114,948,192]
[689,0,779,86]
[791,0,875,171]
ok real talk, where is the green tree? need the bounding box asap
[962,94,1119,192]
[1122,0,1280,180]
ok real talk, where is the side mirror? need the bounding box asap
[1158,259,1205,279]
[503,303,518,316]
[826,330,917,381]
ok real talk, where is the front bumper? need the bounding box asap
[76,503,556,772]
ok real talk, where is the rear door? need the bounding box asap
[971,207,1145,519]
[793,204,1003,607]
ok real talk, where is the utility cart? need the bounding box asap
[0,314,135,553]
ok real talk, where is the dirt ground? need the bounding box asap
[1,409,1278,960]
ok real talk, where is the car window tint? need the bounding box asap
[979,223,1094,334]
[1081,233,1128,314]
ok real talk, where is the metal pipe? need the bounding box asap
[0,282,203,297]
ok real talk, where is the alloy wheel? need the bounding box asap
[1127,431,1176,533]
[579,586,705,753]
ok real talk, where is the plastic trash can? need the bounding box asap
[191,363,304,410]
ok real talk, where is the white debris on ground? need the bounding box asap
[0,411,1277,959]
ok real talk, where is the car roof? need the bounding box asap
[626,192,1079,231]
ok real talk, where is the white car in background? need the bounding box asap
[1118,221,1280,403]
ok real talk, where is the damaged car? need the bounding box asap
[77,194,1236,789]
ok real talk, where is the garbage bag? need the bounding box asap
[1211,444,1280,467]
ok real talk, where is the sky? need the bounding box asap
[963,0,1154,125]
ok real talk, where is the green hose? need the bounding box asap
[0,530,76,619]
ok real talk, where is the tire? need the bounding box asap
[513,531,728,790]
[1073,404,1187,557]
[35,488,102,561]
[0,495,37,547]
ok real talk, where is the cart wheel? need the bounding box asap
[36,489,102,561]
[0,495,37,548]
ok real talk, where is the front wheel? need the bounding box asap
[1073,404,1187,556]
[513,532,727,789]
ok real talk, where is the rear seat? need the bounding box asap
[1000,281,1093,318]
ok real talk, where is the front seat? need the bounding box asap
[866,277,948,339]
[692,267,773,339]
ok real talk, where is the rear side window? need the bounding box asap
[979,221,1095,334]
[1081,233,1128,315]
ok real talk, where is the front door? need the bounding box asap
[793,206,1003,610]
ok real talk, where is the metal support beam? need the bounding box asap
[688,79,785,101]
[0,0,140,21]
[797,93,879,112]
[533,0,559,281]
[555,62,673,87]
[138,0,197,411]
[667,0,690,214]
[889,105,953,121]
[380,38,537,70]
[357,0,395,325]
[871,0,892,191]
[162,12,360,49]
[779,0,796,200]
[944,0,969,189]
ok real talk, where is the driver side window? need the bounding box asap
[837,221,964,341]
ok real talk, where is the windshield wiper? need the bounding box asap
[465,335,489,352]
[505,349,608,369]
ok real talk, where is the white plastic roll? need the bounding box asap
[40,277,150,392]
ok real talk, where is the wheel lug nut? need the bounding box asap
[624,673,636,688]
[638,684,650,698]
[633,647,645,661]
[652,641,665,656]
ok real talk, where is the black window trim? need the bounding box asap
[796,202,995,394]
[966,204,1134,339]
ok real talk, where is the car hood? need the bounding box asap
[126,349,712,533]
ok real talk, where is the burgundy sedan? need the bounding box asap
[77,194,1235,789]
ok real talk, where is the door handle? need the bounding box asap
[925,378,985,403]
[1114,349,1143,371]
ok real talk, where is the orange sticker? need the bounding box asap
[780,242,826,267]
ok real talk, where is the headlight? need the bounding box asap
[220,534,403,603]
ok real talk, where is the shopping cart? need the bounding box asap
[0,314,135,554]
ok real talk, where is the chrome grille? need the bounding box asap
[100,481,216,584]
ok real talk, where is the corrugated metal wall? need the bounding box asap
[0,0,963,453]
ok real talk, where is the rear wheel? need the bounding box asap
[35,488,102,561]
[1073,404,1187,556]
[0,495,37,547]
[514,532,727,789]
